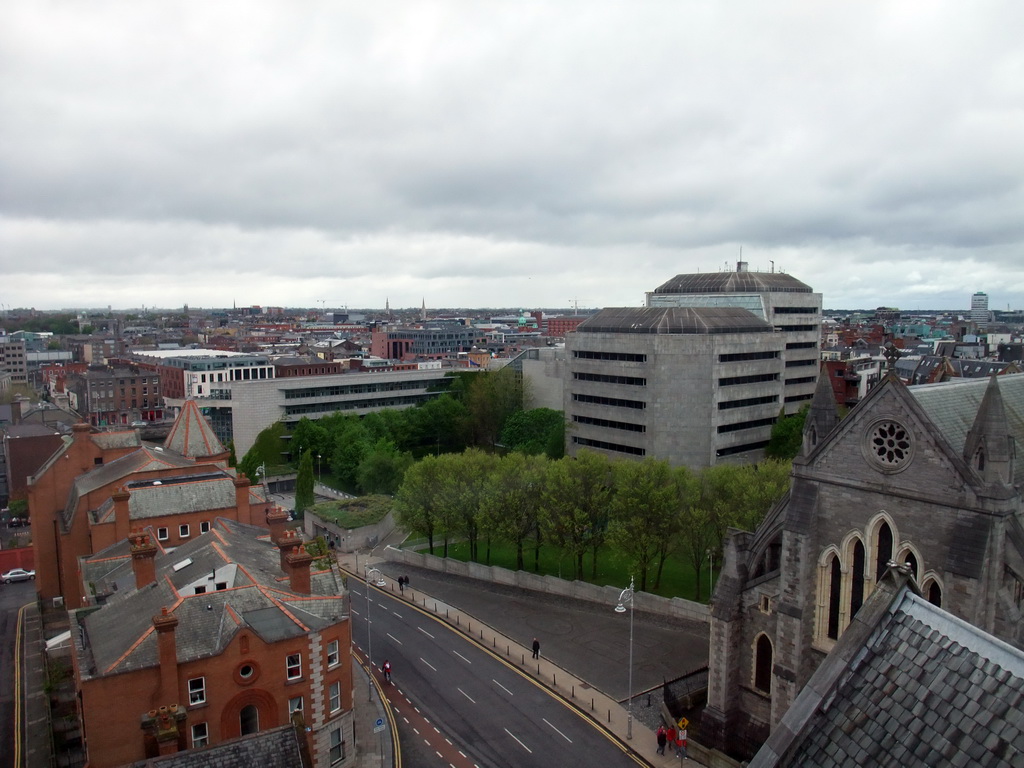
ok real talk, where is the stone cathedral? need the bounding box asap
[702,356,1024,758]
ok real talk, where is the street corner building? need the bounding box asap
[27,398,275,609]
[69,518,353,768]
[703,362,1024,763]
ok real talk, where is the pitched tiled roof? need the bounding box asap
[910,374,1024,460]
[752,575,1024,767]
[92,430,143,450]
[74,519,345,679]
[164,399,226,459]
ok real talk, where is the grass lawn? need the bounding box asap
[311,495,391,528]
[424,538,716,603]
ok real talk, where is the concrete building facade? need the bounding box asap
[564,306,785,468]
[646,264,821,413]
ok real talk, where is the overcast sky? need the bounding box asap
[2,2,1022,314]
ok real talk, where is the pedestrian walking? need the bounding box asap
[656,725,667,755]
[382,660,392,683]
[666,724,677,755]
[676,728,687,759]
[398,576,405,593]
[532,637,540,659]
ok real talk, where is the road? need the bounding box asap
[351,581,645,768]
[0,580,35,768]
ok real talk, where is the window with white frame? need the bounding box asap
[329,728,345,763]
[326,639,339,667]
[289,696,303,713]
[329,681,341,713]
[157,527,169,541]
[179,524,190,538]
[200,521,211,534]
[191,722,209,748]
[286,653,302,680]
[188,677,206,705]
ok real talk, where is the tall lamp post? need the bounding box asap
[317,453,322,478]
[615,576,635,740]
[707,548,715,601]
[365,567,385,700]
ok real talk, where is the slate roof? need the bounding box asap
[163,399,226,459]
[126,723,307,768]
[92,430,143,450]
[576,306,773,335]
[751,573,1024,768]
[73,519,346,680]
[652,271,813,295]
[910,373,1024,460]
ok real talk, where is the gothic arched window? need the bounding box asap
[240,704,259,736]
[827,554,842,640]
[754,634,773,694]
[850,540,866,619]
[875,522,893,582]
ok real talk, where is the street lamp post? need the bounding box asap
[615,576,635,740]
[707,549,715,601]
[317,453,322,478]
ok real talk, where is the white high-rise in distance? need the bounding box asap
[971,292,989,325]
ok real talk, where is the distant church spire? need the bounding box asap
[421,298,426,322]
[963,374,1015,486]
[802,365,839,457]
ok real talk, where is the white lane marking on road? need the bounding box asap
[453,650,472,664]
[402,716,410,724]
[543,718,573,743]
[504,728,532,753]
[435,751,442,758]
[492,680,513,696]
[445,738,453,745]
[413,728,420,735]
[392,610,403,618]
[420,657,437,672]
[457,688,476,704]
[350,608,361,617]
[458,751,466,758]
[418,627,435,639]
[386,632,403,645]
[433,726,441,734]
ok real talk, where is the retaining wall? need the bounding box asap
[382,547,709,624]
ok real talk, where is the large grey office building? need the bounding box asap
[565,264,821,468]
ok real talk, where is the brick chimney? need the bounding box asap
[234,474,252,524]
[113,486,132,542]
[130,530,157,589]
[141,704,186,756]
[266,506,290,542]
[276,528,302,572]
[152,608,179,704]
[285,544,314,595]
[71,421,94,474]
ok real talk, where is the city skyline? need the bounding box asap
[2,2,1023,312]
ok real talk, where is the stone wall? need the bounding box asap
[305,510,395,554]
[382,546,710,624]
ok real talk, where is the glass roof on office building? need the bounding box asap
[576,307,773,335]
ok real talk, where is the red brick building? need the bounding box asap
[28,400,270,609]
[544,315,588,337]
[71,519,352,767]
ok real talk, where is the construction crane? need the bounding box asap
[568,297,590,315]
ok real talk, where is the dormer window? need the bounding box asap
[975,449,985,471]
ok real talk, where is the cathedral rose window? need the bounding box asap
[867,420,912,469]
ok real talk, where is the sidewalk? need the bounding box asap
[339,551,708,768]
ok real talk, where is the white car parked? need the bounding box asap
[2,568,35,583]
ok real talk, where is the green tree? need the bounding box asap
[465,368,521,449]
[607,459,678,592]
[500,408,565,458]
[238,422,288,483]
[395,455,447,553]
[766,405,809,460]
[479,453,548,569]
[438,449,498,561]
[356,440,413,495]
[407,395,471,455]
[330,418,371,491]
[289,418,331,467]
[294,450,315,516]
[540,451,613,580]
[676,466,719,601]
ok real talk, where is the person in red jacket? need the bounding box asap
[382,659,392,682]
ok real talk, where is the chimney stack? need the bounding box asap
[285,544,314,595]
[130,530,158,589]
[266,506,290,542]
[113,486,132,541]
[141,704,186,757]
[152,608,179,704]
[276,528,302,572]
[234,474,253,525]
